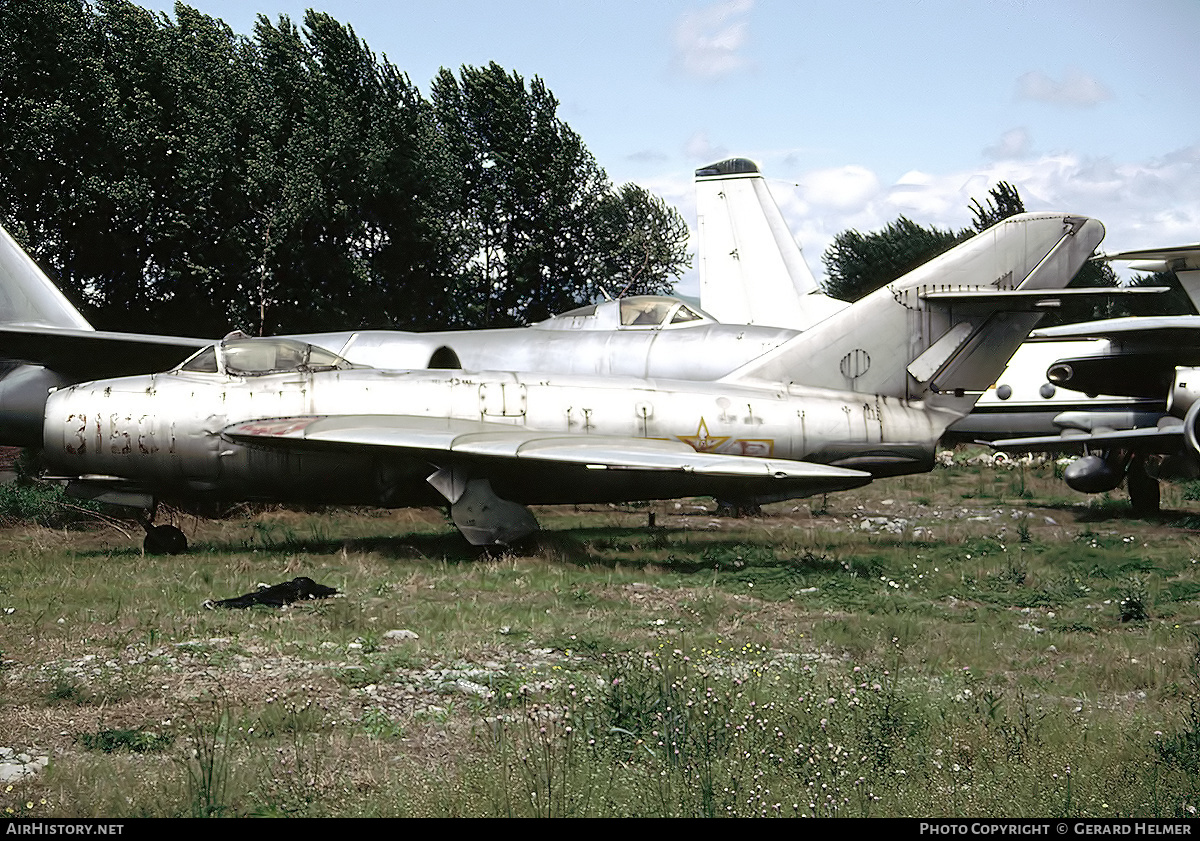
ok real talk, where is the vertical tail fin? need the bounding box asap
[695,158,848,330]
[0,223,93,330]
[722,212,1106,407]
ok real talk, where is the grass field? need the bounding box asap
[2,450,1200,817]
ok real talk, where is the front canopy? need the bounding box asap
[177,338,355,376]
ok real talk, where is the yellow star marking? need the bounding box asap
[677,417,729,453]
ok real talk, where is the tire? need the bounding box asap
[144,524,188,555]
[1127,458,1161,516]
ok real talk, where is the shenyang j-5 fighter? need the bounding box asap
[1,211,1107,551]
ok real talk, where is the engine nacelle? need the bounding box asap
[1185,399,1200,458]
[0,363,71,446]
[1168,367,1200,418]
[1063,454,1125,494]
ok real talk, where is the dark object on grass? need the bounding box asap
[205,576,338,609]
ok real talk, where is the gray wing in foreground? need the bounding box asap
[984,425,1185,454]
[224,414,872,482]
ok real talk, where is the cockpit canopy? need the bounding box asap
[536,295,714,332]
[177,338,355,376]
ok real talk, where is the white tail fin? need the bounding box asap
[722,213,1106,407]
[695,158,847,330]
[0,223,93,330]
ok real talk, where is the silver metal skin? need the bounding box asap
[31,212,1104,546]
[294,296,802,382]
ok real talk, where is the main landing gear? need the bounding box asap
[1126,455,1161,516]
[141,503,188,555]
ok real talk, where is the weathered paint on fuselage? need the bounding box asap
[42,366,954,508]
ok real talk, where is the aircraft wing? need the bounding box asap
[1029,315,1200,343]
[0,326,207,379]
[983,424,1185,454]
[1101,244,1200,267]
[224,414,872,492]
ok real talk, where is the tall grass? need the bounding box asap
[1,459,1200,816]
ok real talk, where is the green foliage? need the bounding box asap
[361,706,404,739]
[1118,576,1150,623]
[821,215,967,302]
[45,673,90,705]
[1125,270,1197,317]
[76,727,174,754]
[11,463,1200,817]
[819,180,1126,317]
[0,481,71,526]
[0,3,690,336]
[969,180,1025,231]
[183,695,235,818]
[595,183,691,299]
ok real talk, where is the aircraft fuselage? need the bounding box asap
[42,366,951,508]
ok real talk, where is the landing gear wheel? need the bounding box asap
[144,524,188,555]
[1127,457,1161,516]
[716,499,762,518]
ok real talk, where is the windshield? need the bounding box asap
[222,338,352,375]
[177,339,354,376]
[619,296,707,328]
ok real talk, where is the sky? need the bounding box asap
[139,0,1200,295]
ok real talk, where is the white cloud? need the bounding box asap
[1016,68,1113,107]
[672,0,754,80]
[772,148,1200,284]
[984,127,1032,160]
[635,145,1200,297]
[798,165,881,213]
[625,148,669,165]
[683,131,728,163]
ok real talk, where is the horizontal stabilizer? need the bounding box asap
[1102,244,1200,311]
[919,287,1166,308]
[1101,243,1200,269]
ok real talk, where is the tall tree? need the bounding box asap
[969,180,1024,231]
[0,0,120,314]
[428,63,688,326]
[429,63,609,326]
[0,4,690,335]
[243,11,438,334]
[821,216,966,303]
[594,183,691,298]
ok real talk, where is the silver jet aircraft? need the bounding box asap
[3,212,1105,551]
[987,244,1200,513]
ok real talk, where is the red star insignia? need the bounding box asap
[677,417,729,453]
